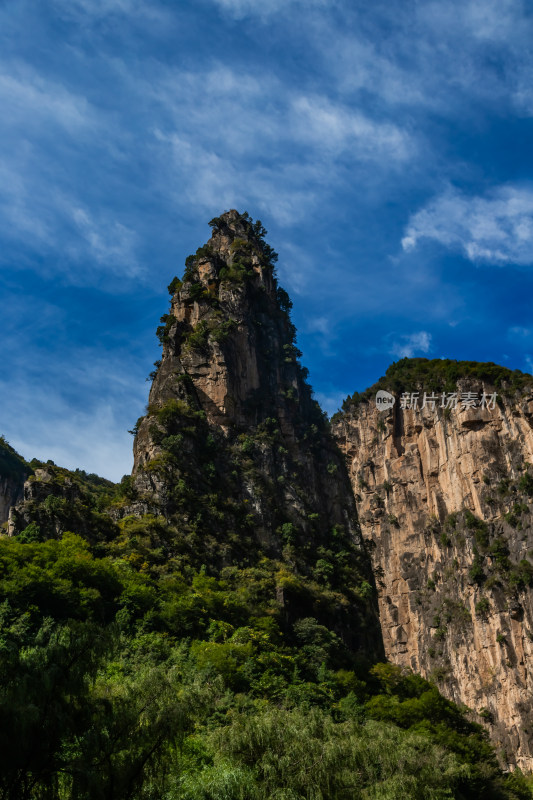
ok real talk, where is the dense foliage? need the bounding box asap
[0,496,531,798]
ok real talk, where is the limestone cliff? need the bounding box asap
[127,210,382,655]
[332,358,533,769]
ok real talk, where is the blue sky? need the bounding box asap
[2,0,533,480]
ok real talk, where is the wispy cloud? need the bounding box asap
[402,185,533,266]
[390,331,432,359]
[154,130,315,226]
[51,0,170,23]
[0,62,143,285]
[291,96,412,161]
[152,69,415,225]
[0,346,149,481]
[0,69,94,131]
[68,207,141,276]
[304,0,533,122]
[508,326,532,339]
[6,399,134,483]
[307,316,331,337]
[210,0,330,20]
[0,46,417,281]
[0,167,142,283]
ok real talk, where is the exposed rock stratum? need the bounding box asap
[333,363,533,769]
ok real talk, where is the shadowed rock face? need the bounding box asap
[0,476,24,525]
[333,372,533,769]
[129,211,383,658]
[0,438,29,526]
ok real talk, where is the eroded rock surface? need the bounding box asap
[333,371,533,768]
[129,210,383,656]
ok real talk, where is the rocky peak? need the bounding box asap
[127,212,383,656]
[175,209,278,299]
[203,209,270,258]
[144,210,294,436]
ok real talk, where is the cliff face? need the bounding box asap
[128,210,382,656]
[0,476,23,525]
[0,438,29,526]
[332,362,533,769]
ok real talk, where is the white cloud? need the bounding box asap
[390,331,432,359]
[307,316,331,336]
[69,207,142,277]
[417,0,520,42]
[291,96,412,161]
[0,165,142,282]
[508,326,531,339]
[402,185,533,266]
[51,0,169,22]
[150,67,415,228]
[276,242,323,295]
[155,66,415,167]
[0,348,149,481]
[7,402,134,483]
[0,37,419,283]
[0,65,144,284]
[154,130,314,226]
[317,29,436,110]
[209,0,283,17]
[305,0,533,122]
[0,70,94,131]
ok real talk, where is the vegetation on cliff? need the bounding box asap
[1,216,532,799]
[0,436,30,484]
[7,461,117,543]
[337,358,533,416]
[332,353,533,771]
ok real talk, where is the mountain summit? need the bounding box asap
[126,209,382,653]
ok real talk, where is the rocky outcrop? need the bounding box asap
[4,211,382,659]
[333,363,533,769]
[7,464,118,542]
[129,210,383,656]
[0,437,29,525]
[8,212,533,770]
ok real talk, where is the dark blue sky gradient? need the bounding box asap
[2,0,533,479]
